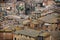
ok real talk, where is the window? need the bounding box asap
[14,38,16,40]
[38,36,43,40]
[54,0,60,2]
[17,0,22,1]
[0,0,3,3]
[55,0,60,1]
[0,0,8,2]
[3,0,8,2]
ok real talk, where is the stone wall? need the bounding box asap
[51,31,60,40]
